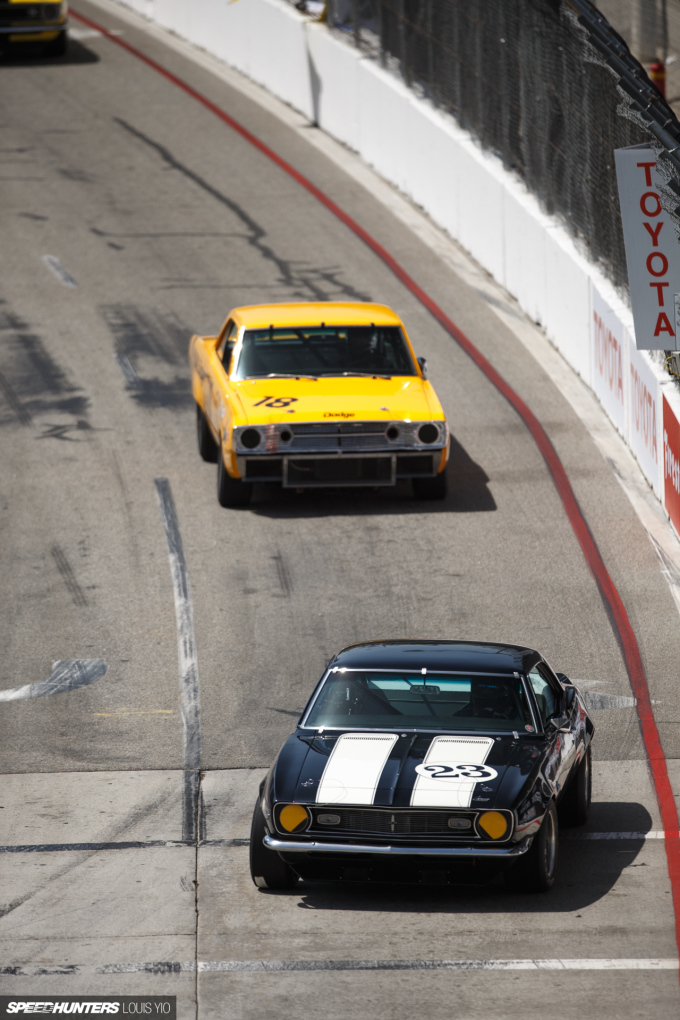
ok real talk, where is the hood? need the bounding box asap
[234,377,439,425]
[274,732,538,811]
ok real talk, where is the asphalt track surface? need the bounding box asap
[1,4,680,1017]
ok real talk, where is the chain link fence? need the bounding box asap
[323,0,675,293]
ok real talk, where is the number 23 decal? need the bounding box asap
[252,396,299,408]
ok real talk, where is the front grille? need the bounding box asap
[282,421,443,453]
[286,456,393,486]
[0,2,60,20]
[310,808,479,839]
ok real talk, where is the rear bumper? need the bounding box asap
[263,835,530,858]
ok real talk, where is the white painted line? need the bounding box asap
[69,25,123,40]
[42,255,77,288]
[154,478,202,843]
[114,352,142,389]
[0,659,107,702]
[18,958,671,976]
[562,831,667,840]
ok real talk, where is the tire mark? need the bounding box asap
[0,659,107,702]
[0,369,32,426]
[114,117,370,304]
[272,551,293,596]
[50,544,88,607]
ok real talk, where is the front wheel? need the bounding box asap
[196,403,218,462]
[44,31,67,57]
[413,471,447,500]
[249,800,298,890]
[505,801,558,893]
[559,745,592,827]
[217,451,252,507]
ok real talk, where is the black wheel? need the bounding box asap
[413,471,447,500]
[559,745,592,828]
[217,451,252,507]
[249,800,298,890]
[44,31,67,57]
[196,403,218,462]
[506,801,558,893]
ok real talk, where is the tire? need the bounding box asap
[413,471,447,500]
[217,451,252,507]
[44,31,67,57]
[505,801,558,893]
[249,800,298,890]
[196,403,218,462]
[559,745,592,828]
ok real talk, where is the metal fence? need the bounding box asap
[324,0,680,293]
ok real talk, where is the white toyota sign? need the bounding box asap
[615,143,680,350]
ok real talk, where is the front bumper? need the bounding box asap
[0,22,65,34]
[238,450,446,486]
[263,835,531,858]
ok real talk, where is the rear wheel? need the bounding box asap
[413,471,447,500]
[505,801,558,893]
[217,451,252,507]
[196,403,218,462]
[559,745,592,827]
[249,800,298,890]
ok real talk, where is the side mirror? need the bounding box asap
[549,715,571,734]
[564,686,576,711]
[417,356,428,379]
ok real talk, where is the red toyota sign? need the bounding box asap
[663,395,680,532]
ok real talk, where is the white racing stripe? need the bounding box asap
[317,733,398,805]
[411,736,494,808]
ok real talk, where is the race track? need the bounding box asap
[1,3,679,1016]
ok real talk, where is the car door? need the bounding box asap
[208,319,239,435]
[527,663,577,798]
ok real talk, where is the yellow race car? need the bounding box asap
[189,302,449,506]
[0,0,68,56]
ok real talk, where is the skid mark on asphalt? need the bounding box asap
[42,255,77,288]
[0,303,89,428]
[0,659,107,703]
[101,304,192,408]
[272,551,293,596]
[50,544,88,607]
[154,478,202,844]
[113,117,371,305]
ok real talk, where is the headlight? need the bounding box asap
[239,427,263,450]
[477,811,509,840]
[418,423,440,444]
[42,3,61,17]
[276,804,311,833]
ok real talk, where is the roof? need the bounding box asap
[329,640,542,675]
[231,302,403,330]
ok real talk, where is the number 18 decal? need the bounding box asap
[252,396,299,408]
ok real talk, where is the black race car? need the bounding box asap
[251,641,594,893]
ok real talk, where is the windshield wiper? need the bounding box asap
[319,372,392,379]
[247,373,318,380]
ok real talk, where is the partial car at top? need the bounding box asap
[189,302,449,506]
[0,1,68,56]
[251,640,594,892]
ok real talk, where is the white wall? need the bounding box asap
[111,0,680,531]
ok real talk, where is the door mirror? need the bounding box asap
[549,715,571,734]
[417,356,428,379]
[564,686,576,711]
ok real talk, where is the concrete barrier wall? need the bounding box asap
[111,0,680,534]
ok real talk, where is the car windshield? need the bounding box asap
[304,671,535,732]
[233,326,416,379]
